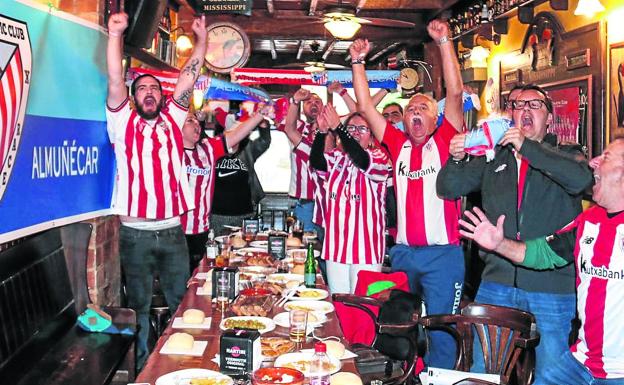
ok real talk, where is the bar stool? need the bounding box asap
[149,276,170,346]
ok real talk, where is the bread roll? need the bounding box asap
[167,332,194,350]
[325,340,345,359]
[231,236,246,248]
[292,264,304,275]
[182,309,205,324]
[286,237,302,247]
[330,372,362,385]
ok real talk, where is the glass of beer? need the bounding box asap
[289,309,308,342]
[216,271,230,312]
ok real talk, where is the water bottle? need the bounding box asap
[309,342,331,385]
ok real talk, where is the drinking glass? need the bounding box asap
[289,309,308,342]
[216,271,230,312]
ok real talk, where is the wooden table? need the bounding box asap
[135,259,359,384]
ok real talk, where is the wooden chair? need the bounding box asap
[420,303,540,385]
[333,293,421,385]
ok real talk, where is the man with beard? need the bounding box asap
[350,19,465,369]
[458,138,624,385]
[281,89,325,232]
[105,12,207,369]
[436,84,592,383]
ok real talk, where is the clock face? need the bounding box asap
[399,67,419,90]
[205,22,250,73]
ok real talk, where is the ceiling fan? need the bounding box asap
[275,41,350,73]
[314,3,416,39]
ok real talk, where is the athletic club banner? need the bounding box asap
[0,2,115,242]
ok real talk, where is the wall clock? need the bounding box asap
[399,67,419,91]
[205,22,250,73]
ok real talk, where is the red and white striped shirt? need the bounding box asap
[566,207,624,378]
[293,137,328,227]
[382,118,461,247]
[106,97,192,219]
[180,137,226,234]
[322,147,390,265]
[289,120,315,200]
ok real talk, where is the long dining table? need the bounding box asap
[135,249,360,384]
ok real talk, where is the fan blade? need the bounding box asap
[321,63,349,70]
[354,17,415,28]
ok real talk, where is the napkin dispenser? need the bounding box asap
[220,329,261,374]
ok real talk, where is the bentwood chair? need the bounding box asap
[420,303,540,385]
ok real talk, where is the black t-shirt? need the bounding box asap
[212,154,253,215]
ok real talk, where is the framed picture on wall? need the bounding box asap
[609,42,624,141]
[540,76,592,156]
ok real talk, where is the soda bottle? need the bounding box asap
[309,342,331,385]
[304,243,316,288]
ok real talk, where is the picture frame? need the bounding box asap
[608,42,624,141]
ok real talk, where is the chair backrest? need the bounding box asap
[458,303,537,385]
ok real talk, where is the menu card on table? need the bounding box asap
[268,235,286,260]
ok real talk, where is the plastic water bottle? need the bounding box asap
[309,342,331,385]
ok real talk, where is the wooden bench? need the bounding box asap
[0,223,136,385]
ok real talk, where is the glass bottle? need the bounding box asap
[304,243,316,288]
[205,229,218,261]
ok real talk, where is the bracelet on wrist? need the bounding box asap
[339,88,348,96]
[289,96,297,105]
[437,36,450,45]
[109,31,122,37]
[351,58,365,65]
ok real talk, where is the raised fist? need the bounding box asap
[108,13,128,36]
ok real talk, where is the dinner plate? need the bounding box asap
[234,247,267,256]
[250,240,268,248]
[284,300,335,314]
[219,316,276,334]
[274,351,341,377]
[273,311,327,328]
[267,273,304,284]
[155,368,234,385]
[238,266,277,275]
[286,248,321,258]
[286,288,329,301]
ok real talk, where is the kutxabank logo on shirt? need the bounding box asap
[0,15,31,201]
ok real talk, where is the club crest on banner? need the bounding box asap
[0,14,32,202]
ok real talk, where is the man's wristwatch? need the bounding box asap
[438,36,450,45]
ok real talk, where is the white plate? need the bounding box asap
[155,368,233,385]
[215,235,230,244]
[267,273,304,284]
[223,225,241,231]
[287,288,329,301]
[159,340,208,357]
[234,247,267,255]
[299,348,358,360]
[172,317,212,330]
[286,248,321,258]
[239,266,277,275]
[273,311,327,328]
[250,240,268,248]
[284,300,335,314]
[274,351,341,377]
[219,316,276,334]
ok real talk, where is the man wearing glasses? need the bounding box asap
[437,83,593,383]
